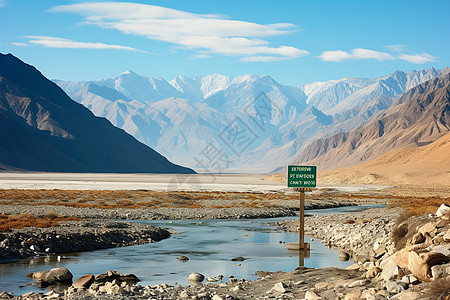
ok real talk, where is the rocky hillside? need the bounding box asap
[295,71,450,170]
[0,53,194,173]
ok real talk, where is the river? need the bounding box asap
[0,204,382,295]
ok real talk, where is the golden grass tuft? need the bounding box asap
[0,212,79,232]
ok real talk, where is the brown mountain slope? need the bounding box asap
[295,72,450,170]
[0,53,195,173]
[318,132,450,188]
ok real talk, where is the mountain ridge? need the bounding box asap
[0,53,194,174]
[57,67,443,173]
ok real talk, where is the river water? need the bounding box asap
[0,204,382,295]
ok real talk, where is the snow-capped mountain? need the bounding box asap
[56,67,441,173]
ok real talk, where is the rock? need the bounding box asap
[391,290,420,299]
[429,242,450,255]
[385,280,404,294]
[431,263,450,279]
[347,279,370,287]
[418,222,436,235]
[338,251,350,261]
[207,275,223,282]
[231,285,243,292]
[72,274,94,289]
[392,249,409,269]
[408,251,449,281]
[231,257,245,261]
[212,295,225,300]
[344,290,361,300]
[30,267,73,285]
[177,255,189,261]
[380,258,400,281]
[436,204,450,219]
[95,271,140,285]
[188,272,205,282]
[305,290,321,300]
[410,233,425,245]
[444,229,450,242]
[314,282,328,290]
[267,282,287,294]
[0,291,13,299]
[366,266,382,278]
[346,263,360,270]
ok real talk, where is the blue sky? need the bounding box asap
[1,0,449,86]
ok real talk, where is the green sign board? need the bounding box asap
[287,165,317,188]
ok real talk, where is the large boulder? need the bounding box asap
[408,251,449,282]
[29,267,73,286]
[72,274,94,289]
[436,204,450,219]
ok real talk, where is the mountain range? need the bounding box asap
[295,70,450,170]
[0,53,194,173]
[57,67,443,173]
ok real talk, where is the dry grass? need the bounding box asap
[388,196,449,219]
[0,189,300,210]
[343,219,355,224]
[0,212,79,232]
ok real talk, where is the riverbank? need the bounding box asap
[0,220,171,263]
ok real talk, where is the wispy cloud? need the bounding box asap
[319,48,394,62]
[320,48,437,64]
[17,36,148,53]
[49,2,308,62]
[10,42,28,47]
[398,53,437,64]
[0,0,6,8]
[384,44,406,52]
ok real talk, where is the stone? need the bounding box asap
[347,279,370,287]
[231,257,245,261]
[212,295,225,300]
[188,272,205,282]
[392,249,409,269]
[366,266,382,278]
[231,285,243,292]
[305,290,321,300]
[385,280,404,294]
[0,291,13,299]
[31,267,73,285]
[338,251,350,261]
[391,290,420,299]
[72,274,94,289]
[346,263,360,270]
[314,282,328,290]
[431,263,450,279]
[410,233,425,245]
[408,251,449,281]
[428,244,450,256]
[443,229,450,242]
[418,222,436,235]
[380,258,400,281]
[344,290,361,300]
[177,255,189,261]
[436,204,450,219]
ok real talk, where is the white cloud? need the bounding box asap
[319,48,438,64]
[23,36,148,52]
[384,44,406,52]
[49,2,308,61]
[351,48,394,61]
[319,50,352,62]
[399,53,437,64]
[320,48,394,62]
[11,42,28,47]
[0,0,6,8]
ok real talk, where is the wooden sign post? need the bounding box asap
[287,165,316,266]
